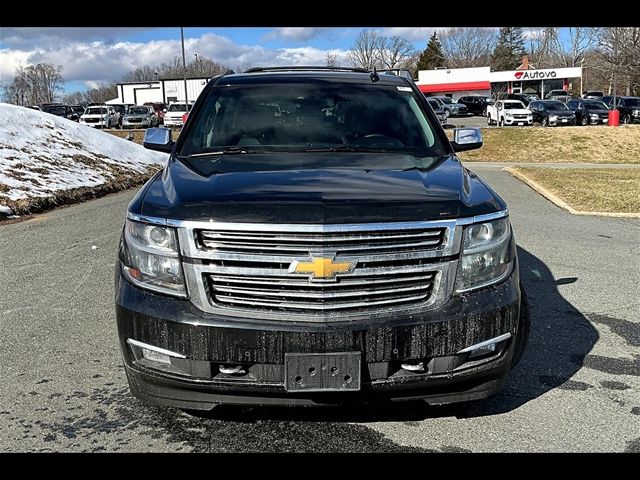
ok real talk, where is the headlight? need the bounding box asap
[455,217,514,293]
[120,219,187,297]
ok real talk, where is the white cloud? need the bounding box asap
[263,28,328,42]
[0,33,351,88]
[380,27,439,42]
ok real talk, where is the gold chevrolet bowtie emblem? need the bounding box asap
[289,257,355,280]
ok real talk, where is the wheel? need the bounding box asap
[481,107,487,117]
[487,115,492,125]
[623,113,631,124]
[511,283,531,369]
[500,117,505,127]
[580,115,588,126]
[541,117,548,127]
[444,109,450,118]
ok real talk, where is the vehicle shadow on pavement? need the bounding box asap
[196,246,598,423]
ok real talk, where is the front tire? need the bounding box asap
[541,117,548,127]
[623,113,631,124]
[581,115,588,126]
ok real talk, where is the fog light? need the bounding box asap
[143,348,171,364]
[457,332,511,359]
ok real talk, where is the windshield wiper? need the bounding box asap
[302,145,392,153]
[177,146,253,159]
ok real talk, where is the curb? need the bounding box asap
[503,167,640,219]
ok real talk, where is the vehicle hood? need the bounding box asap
[81,114,107,118]
[124,114,150,120]
[585,109,609,115]
[547,110,574,115]
[133,154,505,223]
[503,108,531,115]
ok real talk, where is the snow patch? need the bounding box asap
[0,205,13,216]
[0,103,168,204]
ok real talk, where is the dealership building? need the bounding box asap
[108,76,212,105]
[415,58,583,101]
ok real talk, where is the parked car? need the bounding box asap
[553,95,575,104]
[582,91,604,99]
[69,105,85,117]
[79,105,119,128]
[506,93,539,107]
[163,102,194,127]
[544,89,569,100]
[115,67,530,410]
[431,96,469,117]
[457,95,494,116]
[109,104,131,129]
[528,100,576,126]
[144,102,168,124]
[565,98,610,125]
[486,100,532,126]
[42,104,80,122]
[426,97,448,126]
[122,105,159,129]
[601,96,640,124]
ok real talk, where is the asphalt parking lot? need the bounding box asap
[0,168,638,452]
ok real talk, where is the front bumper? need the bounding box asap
[163,119,184,127]
[504,117,533,126]
[123,120,151,128]
[115,264,522,409]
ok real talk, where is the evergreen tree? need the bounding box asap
[492,27,526,71]
[416,32,445,71]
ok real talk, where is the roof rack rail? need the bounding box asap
[244,66,370,74]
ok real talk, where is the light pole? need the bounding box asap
[180,27,189,107]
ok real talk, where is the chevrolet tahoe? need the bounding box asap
[115,67,529,409]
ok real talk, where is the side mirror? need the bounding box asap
[451,128,482,152]
[143,127,174,153]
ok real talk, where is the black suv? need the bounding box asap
[116,67,529,409]
[566,98,610,125]
[528,100,576,126]
[601,96,640,124]
[41,104,80,122]
[457,95,494,116]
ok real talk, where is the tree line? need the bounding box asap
[2,55,231,107]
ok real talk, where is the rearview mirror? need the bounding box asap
[143,127,174,153]
[451,128,483,152]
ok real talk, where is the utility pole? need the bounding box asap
[180,27,189,106]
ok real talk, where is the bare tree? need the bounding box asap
[347,29,383,70]
[379,36,416,69]
[2,63,64,106]
[440,28,497,68]
[84,82,118,104]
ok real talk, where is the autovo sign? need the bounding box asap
[515,70,557,80]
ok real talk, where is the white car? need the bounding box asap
[163,102,193,127]
[487,100,533,126]
[79,105,119,129]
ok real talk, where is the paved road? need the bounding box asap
[0,169,638,452]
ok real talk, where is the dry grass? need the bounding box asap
[512,167,640,213]
[456,125,640,164]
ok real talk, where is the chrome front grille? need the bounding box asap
[156,217,482,322]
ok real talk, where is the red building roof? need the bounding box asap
[418,81,491,93]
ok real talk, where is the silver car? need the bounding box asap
[431,96,469,117]
[122,106,159,129]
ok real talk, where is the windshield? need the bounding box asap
[545,101,568,111]
[85,107,107,115]
[437,97,453,104]
[624,98,640,107]
[427,99,441,110]
[44,106,66,115]
[128,107,149,115]
[502,102,525,110]
[178,82,446,167]
[585,101,608,111]
[168,103,191,112]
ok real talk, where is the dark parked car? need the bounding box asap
[144,102,168,124]
[69,105,85,117]
[528,100,576,126]
[42,104,80,121]
[457,95,494,116]
[601,96,640,124]
[431,96,469,117]
[506,93,539,107]
[116,66,529,410]
[566,98,610,125]
[426,97,448,126]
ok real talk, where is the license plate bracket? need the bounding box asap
[284,352,361,392]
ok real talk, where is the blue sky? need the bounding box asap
[0,27,569,95]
